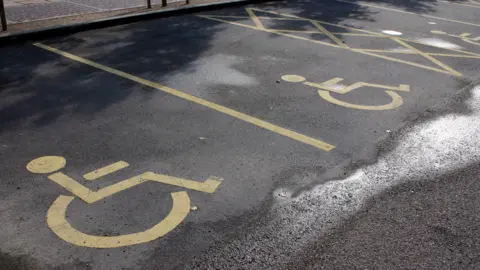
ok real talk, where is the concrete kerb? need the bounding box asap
[0,0,271,46]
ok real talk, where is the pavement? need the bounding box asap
[0,0,480,269]
[3,0,183,23]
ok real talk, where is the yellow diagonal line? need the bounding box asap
[250,8,385,37]
[204,15,304,20]
[198,15,342,49]
[246,8,265,30]
[199,11,467,76]
[355,49,416,54]
[428,53,480,58]
[400,38,480,57]
[34,42,335,152]
[351,49,458,75]
[391,38,461,76]
[333,33,378,37]
[310,20,348,48]
[273,30,324,33]
[248,8,480,58]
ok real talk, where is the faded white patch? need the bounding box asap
[324,83,347,91]
[428,22,437,25]
[169,54,258,88]
[272,85,480,262]
[200,85,480,268]
[417,37,463,49]
[382,30,403,36]
[387,47,415,53]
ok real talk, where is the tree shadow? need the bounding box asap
[0,0,446,132]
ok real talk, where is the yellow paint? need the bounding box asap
[199,8,480,76]
[47,170,222,204]
[83,161,129,180]
[428,53,480,58]
[47,192,190,248]
[405,39,480,57]
[199,15,304,20]
[351,49,458,75]
[246,8,265,30]
[305,79,409,94]
[282,74,409,111]
[391,38,462,76]
[26,156,66,174]
[34,43,335,152]
[310,20,349,48]
[336,0,480,27]
[281,74,306,83]
[142,173,222,193]
[267,29,377,37]
[431,30,447,35]
[318,90,403,110]
[29,156,223,248]
[356,49,414,54]
[463,38,480,46]
[197,15,343,50]
[430,30,480,48]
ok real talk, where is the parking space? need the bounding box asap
[1,0,480,269]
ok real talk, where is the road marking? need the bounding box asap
[34,43,335,152]
[430,30,480,47]
[27,156,66,174]
[282,74,409,111]
[48,192,190,248]
[200,8,480,76]
[310,20,349,48]
[335,0,480,27]
[27,156,222,248]
[83,161,129,180]
[246,8,265,29]
[318,90,403,111]
[391,37,462,76]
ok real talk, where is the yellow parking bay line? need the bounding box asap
[34,43,335,152]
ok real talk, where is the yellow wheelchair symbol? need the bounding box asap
[26,156,222,248]
[281,74,410,111]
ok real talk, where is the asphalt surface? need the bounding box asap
[1,0,480,269]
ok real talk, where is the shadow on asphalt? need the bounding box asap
[289,162,480,269]
[0,0,449,133]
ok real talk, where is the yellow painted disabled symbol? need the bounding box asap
[26,156,222,248]
[281,74,410,111]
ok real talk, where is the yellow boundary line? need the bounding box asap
[246,8,265,29]
[34,43,335,152]
[335,0,480,27]
[391,37,461,76]
[310,20,349,48]
[200,14,466,75]
[200,7,480,76]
